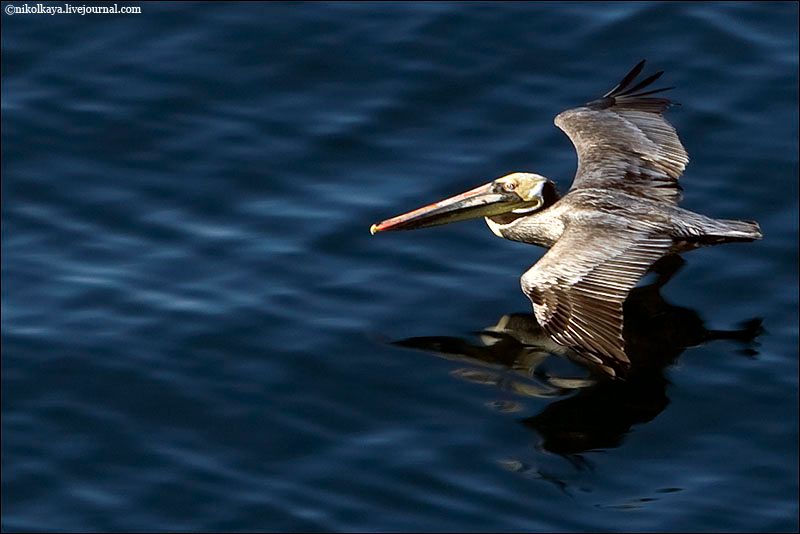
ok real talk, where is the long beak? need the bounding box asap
[370,182,522,234]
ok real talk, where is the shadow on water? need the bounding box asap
[392,255,764,464]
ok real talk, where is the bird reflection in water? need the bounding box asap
[393,255,762,462]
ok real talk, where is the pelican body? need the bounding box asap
[371,61,762,375]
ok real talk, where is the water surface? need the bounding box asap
[2,2,798,532]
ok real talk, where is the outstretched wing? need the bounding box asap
[555,60,689,204]
[520,220,673,375]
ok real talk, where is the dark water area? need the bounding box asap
[2,2,798,532]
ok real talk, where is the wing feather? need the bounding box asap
[520,223,673,374]
[555,61,689,204]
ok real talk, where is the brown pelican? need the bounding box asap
[370,61,762,374]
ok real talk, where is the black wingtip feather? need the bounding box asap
[603,60,646,98]
[619,70,664,96]
[595,61,677,112]
[629,86,674,98]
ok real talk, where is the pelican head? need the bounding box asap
[370,172,551,234]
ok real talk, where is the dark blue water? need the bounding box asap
[2,2,798,531]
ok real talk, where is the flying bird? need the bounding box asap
[370,60,762,375]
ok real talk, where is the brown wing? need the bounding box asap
[520,221,673,375]
[555,60,689,204]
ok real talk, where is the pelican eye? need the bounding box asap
[502,182,516,192]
